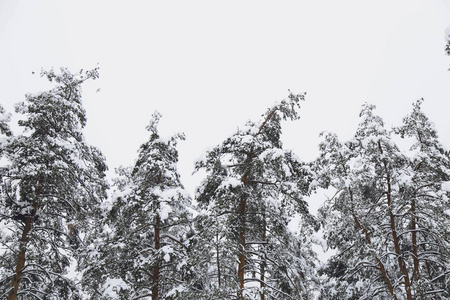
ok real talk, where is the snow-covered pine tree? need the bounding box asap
[317,102,450,299]
[393,99,450,298]
[82,112,192,299]
[190,93,317,300]
[0,68,108,300]
[317,104,410,299]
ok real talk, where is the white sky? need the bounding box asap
[1,0,450,206]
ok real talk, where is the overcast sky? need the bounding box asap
[1,1,450,204]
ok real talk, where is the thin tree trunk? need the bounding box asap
[387,187,413,300]
[152,215,161,300]
[237,195,246,300]
[8,184,39,300]
[354,213,397,299]
[411,199,419,280]
[152,172,164,300]
[350,189,397,300]
[237,171,250,300]
[378,141,413,300]
[216,232,221,288]
[260,208,266,300]
[8,214,33,300]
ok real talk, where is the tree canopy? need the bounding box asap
[0,69,448,300]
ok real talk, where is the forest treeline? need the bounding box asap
[0,68,449,300]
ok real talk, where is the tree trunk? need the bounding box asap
[237,171,250,300]
[8,216,32,300]
[349,189,398,300]
[388,191,413,300]
[237,195,246,300]
[377,143,412,300]
[378,141,413,300]
[411,199,419,280]
[8,199,39,300]
[260,209,266,300]
[152,172,164,300]
[216,232,221,288]
[152,215,161,300]
[353,213,397,299]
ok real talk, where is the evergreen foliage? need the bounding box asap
[1,68,449,300]
[82,112,192,299]
[189,93,318,299]
[316,101,450,299]
[0,68,108,300]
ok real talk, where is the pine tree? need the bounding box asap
[317,102,450,299]
[0,68,108,299]
[82,112,192,299]
[393,99,450,298]
[317,104,410,299]
[190,93,317,299]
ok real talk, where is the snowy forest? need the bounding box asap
[0,32,449,299]
[0,66,448,300]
